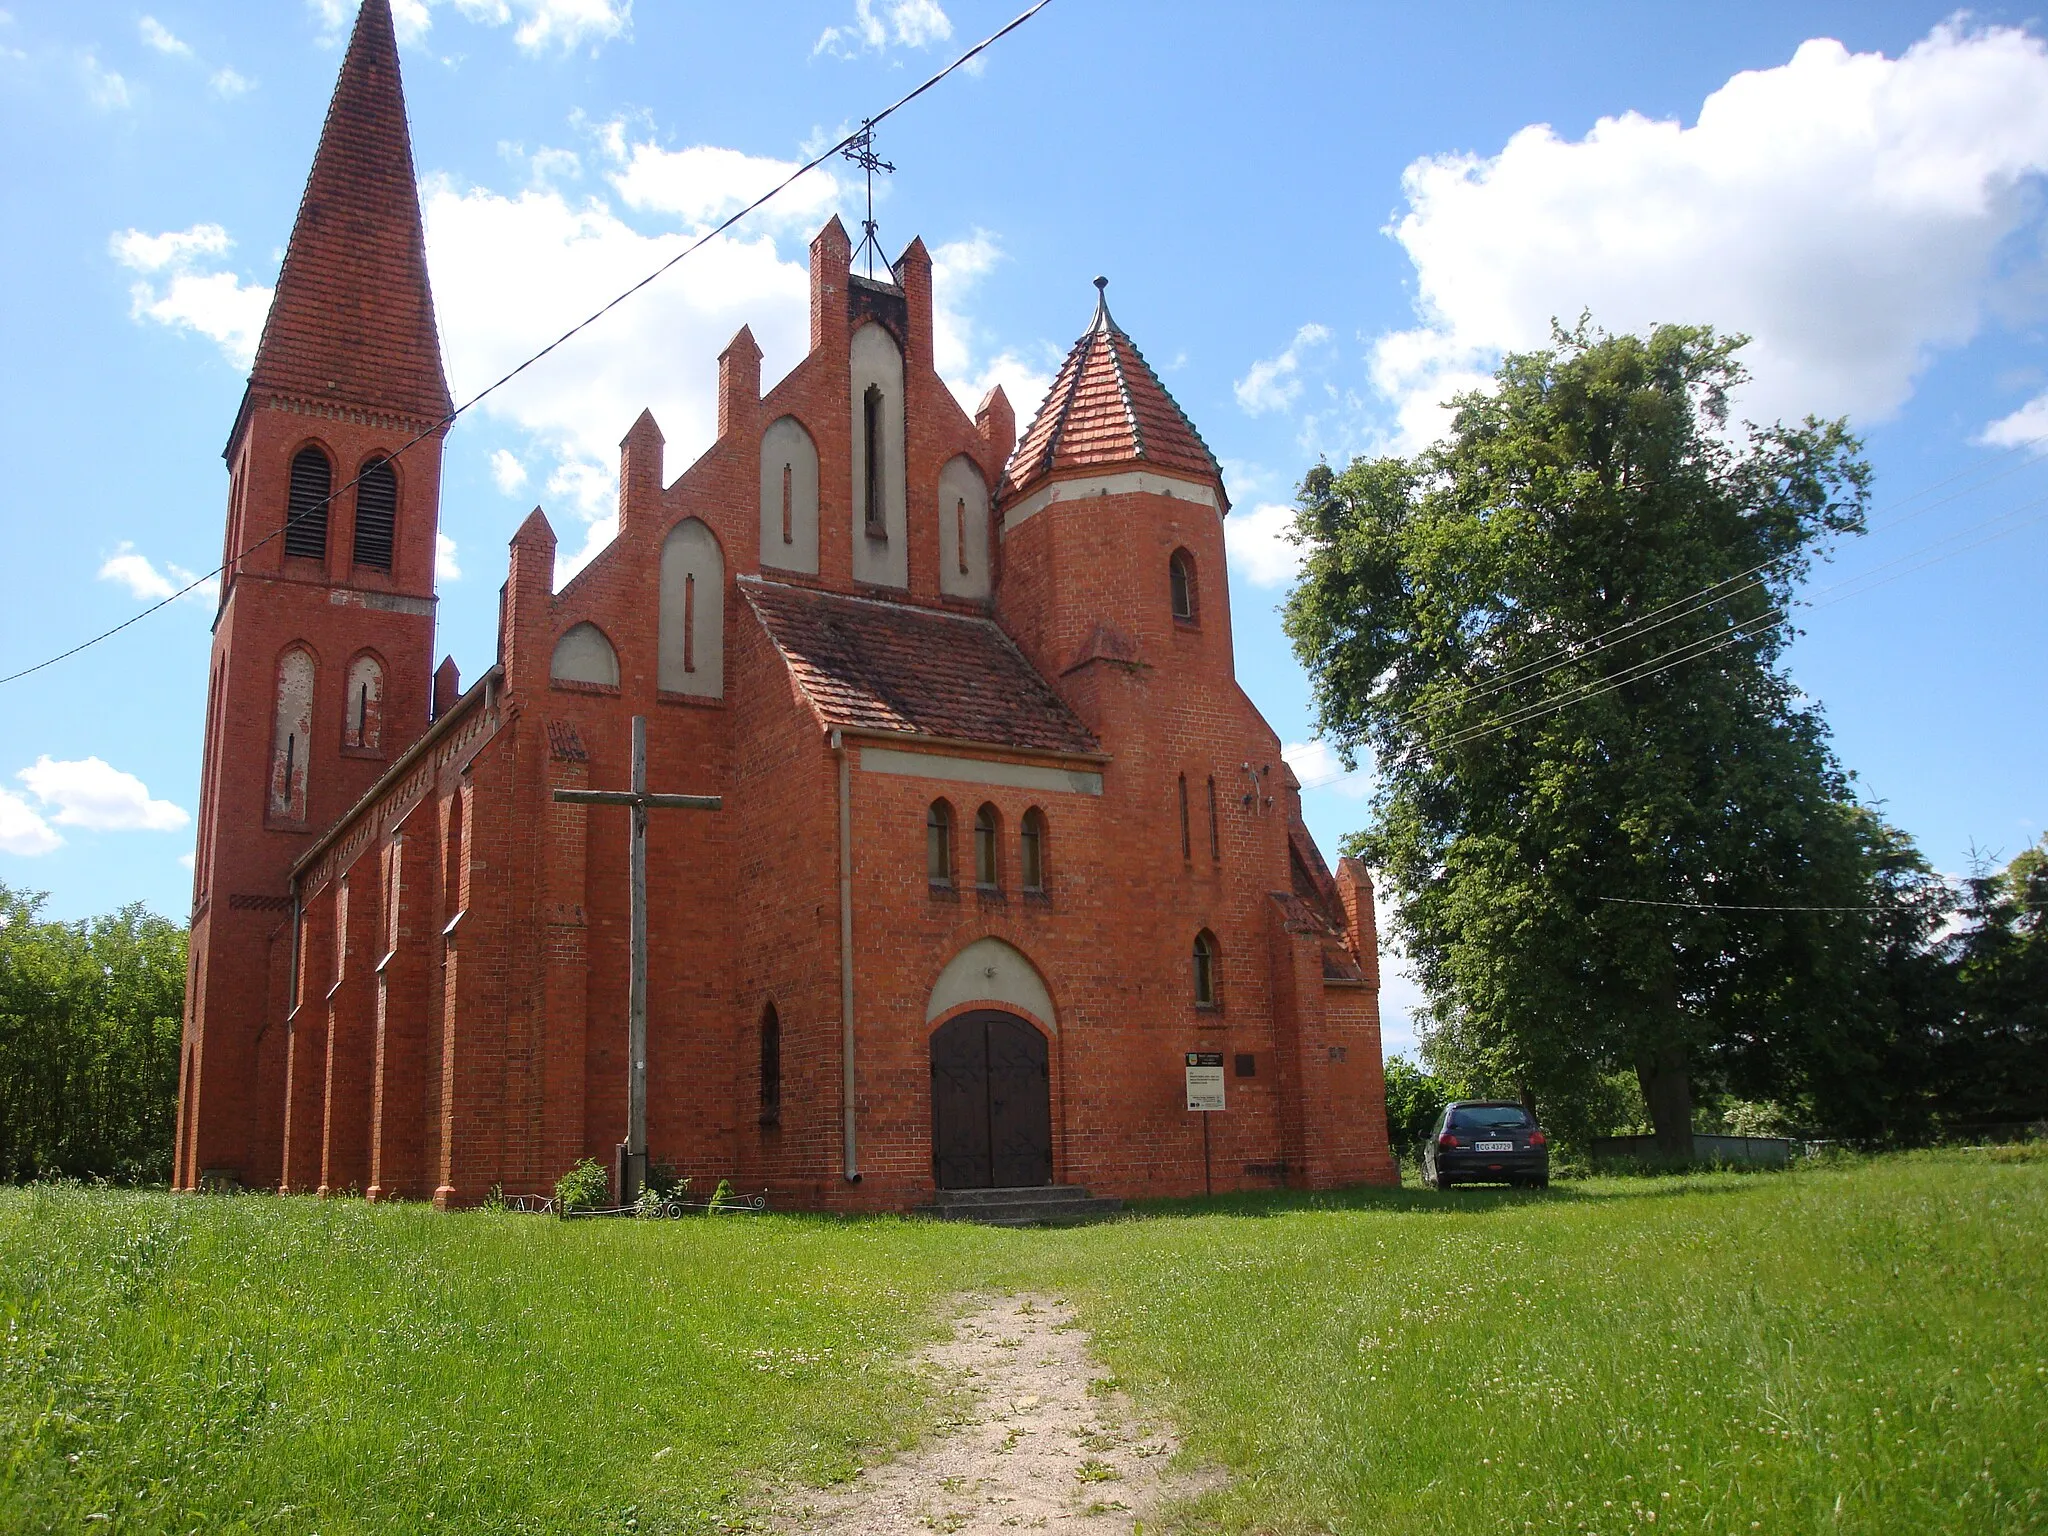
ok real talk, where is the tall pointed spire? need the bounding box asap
[245,0,451,424]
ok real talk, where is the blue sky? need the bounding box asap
[2,1,2044,1056]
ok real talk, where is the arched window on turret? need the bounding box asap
[352,457,398,571]
[344,653,385,754]
[269,646,316,822]
[284,447,332,561]
[1169,547,1198,622]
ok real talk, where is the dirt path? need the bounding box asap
[777,1293,1215,1533]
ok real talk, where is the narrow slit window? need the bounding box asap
[1020,808,1046,892]
[956,497,969,574]
[1207,776,1221,861]
[759,1005,782,1127]
[926,800,954,885]
[863,384,885,537]
[781,462,794,545]
[284,448,332,561]
[355,684,369,745]
[1178,773,1191,860]
[682,573,697,673]
[352,458,397,570]
[974,805,999,888]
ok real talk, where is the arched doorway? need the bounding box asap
[930,1010,1051,1189]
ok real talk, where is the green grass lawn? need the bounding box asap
[3,1152,2042,1534]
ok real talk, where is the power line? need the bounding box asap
[1292,481,2048,785]
[1343,444,2048,752]
[0,0,1055,690]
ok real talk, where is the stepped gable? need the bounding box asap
[243,0,451,425]
[1000,278,1222,504]
[741,578,1100,756]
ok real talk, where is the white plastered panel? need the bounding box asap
[937,454,991,600]
[551,622,619,687]
[658,518,724,697]
[759,416,819,575]
[927,937,1057,1030]
[848,322,907,589]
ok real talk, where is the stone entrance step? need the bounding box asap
[914,1184,1124,1227]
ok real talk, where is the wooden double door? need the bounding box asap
[930,1010,1052,1189]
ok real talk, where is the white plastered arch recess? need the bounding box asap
[759,416,819,575]
[927,937,1057,1031]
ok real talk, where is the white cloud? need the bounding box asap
[140,16,193,57]
[815,0,952,58]
[489,448,529,493]
[96,542,219,606]
[0,790,62,857]
[314,0,630,54]
[605,135,840,232]
[1234,323,1331,416]
[17,757,188,833]
[112,223,231,273]
[1979,390,2048,451]
[930,231,1054,428]
[419,170,814,580]
[112,224,272,368]
[81,50,130,109]
[178,850,196,873]
[1225,501,1305,589]
[436,531,463,581]
[1284,739,1374,801]
[1371,22,2048,453]
[209,65,253,98]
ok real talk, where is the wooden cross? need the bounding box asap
[553,715,720,1206]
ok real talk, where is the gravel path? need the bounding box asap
[777,1292,1215,1533]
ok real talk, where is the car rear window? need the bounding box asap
[1451,1106,1532,1130]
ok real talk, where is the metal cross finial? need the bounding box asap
[842,119,896,282]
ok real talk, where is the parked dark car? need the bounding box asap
[1421,1100,1549,1189]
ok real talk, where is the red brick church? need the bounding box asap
[175,0,1396,1209]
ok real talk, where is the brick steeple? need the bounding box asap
[243,0,451,428]
[999,277,1222,507]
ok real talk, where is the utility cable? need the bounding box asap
[0,0,1054,689]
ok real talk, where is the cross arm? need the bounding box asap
[552,789,722,811]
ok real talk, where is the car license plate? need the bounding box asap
[1475,1140,1514,1152]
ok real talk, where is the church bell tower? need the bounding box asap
[176,0,452,1191]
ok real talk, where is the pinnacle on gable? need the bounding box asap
[511,507,556,549]
[999,276,1223,506]
[245,0,452,425]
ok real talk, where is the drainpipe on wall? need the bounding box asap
[832,730,861,1183]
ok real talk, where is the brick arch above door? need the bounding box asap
[926,937,1056,1032]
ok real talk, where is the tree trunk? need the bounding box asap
[1635,1042,1694,1163]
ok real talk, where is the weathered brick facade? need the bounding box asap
[175,0,1396,1208]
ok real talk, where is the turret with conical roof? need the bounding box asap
[994,279,1237,737]
[179,0,451,1198]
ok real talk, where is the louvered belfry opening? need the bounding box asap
[283,448,332,560]
[352,458,398,570]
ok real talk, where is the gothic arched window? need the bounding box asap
[284,447,332,561]
[926,799,955,886]
[1020,808,1047,892]
[1193,930,1220,1009]
[974,804,1001,889]
[344,653,385,753]
[352,457,397,570]
[269,646,316,821]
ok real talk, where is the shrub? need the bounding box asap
[554,1158,610,1212]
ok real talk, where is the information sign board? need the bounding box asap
[1184,1051,1226,1112]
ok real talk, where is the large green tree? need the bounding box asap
[0,883,186,1182]
[1285,323,1874,1157]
